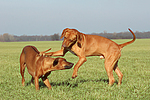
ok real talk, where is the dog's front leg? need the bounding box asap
[34,76,39,90]
[72,57,87,78]
[46,49,66,57]
[42,78,51,89]
[45,47,68,56]
[42,72,51,89]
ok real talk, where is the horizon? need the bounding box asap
[1,29,149,37]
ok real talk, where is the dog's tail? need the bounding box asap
[119,28,136,49]
[40,48,51,54]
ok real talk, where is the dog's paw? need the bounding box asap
[39,52,45,56]
[72,74,77,79]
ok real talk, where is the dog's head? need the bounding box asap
[42,57,74,73]
[52,57,74,70]
[60,28,84,48]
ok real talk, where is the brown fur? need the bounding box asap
[20,45,74,90]
[44,28,136,86]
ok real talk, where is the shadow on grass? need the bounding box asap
[26,78,118,89]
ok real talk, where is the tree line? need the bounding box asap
[91,31,150,39]
[0,33,60,42]
[0,31,150,42]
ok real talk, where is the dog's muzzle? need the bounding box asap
[65,63,74,69]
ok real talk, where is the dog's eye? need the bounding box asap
[69,39,73,42]
[53,59,59,66]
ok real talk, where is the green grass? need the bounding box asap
[0,39,150,99]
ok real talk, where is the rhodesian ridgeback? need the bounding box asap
[20,46,74,90]
[44,28,136,86]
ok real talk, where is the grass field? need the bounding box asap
[0,39,150,99]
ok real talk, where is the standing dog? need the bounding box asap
[43,28,136,86]
[20,46,74,90]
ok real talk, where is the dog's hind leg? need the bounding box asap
[105,52,121,86]
[113,61,123,85]
[20,54,26,86]
[105,60,115,86]
[20,62,26,86]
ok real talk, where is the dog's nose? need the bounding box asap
[70,63,74,67]
[65,63,74,69]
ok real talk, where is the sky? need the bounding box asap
[0,0,150,36]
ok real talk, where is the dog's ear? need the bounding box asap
[53,58,59,66]
[77,32,83,48]
[60,28,69,39]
